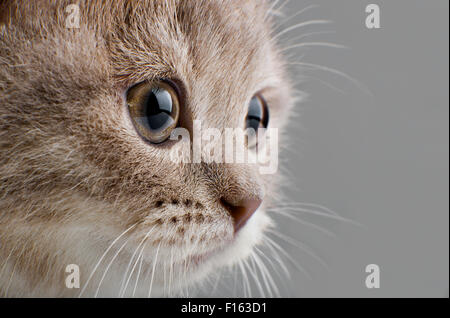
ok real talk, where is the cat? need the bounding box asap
[0,0,295,297]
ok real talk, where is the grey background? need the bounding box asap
[275,0,449,297]
[210,0,448,298]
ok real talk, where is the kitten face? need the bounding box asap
[0,0,293,296]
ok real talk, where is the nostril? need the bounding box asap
[220,197,262,233]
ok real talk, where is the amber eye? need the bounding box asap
[127,80,180,144]
[245,94,269,148]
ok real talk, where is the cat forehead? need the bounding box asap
[91,0,285,118]
[2,0,281,87]
[2,0,288,119]
[102,0,279,90]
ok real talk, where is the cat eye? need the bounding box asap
[245,94,269,148]
[127,80,180,144]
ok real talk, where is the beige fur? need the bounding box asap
[0,0,294,297]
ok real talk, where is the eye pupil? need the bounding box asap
[245,94,269,148]
[248,96,264,119]
[246,118,261,132]
[145,89,175,131]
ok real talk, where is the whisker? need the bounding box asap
[0,245,19,281]
[269,209,337,237]
[162,260,167,296]
[261,237,291,280]
[132,240,147,297]
[278,201,341,216]
[168,247,174,296]
[272,20,331,42]
[182,256,189,297]
[238,260,251,297]
[281,41,348,52]
[119,226,155,297]
[288,61,373,96]
[252,250,280,297]
[233,263,238,296]
[148,241,161,298]
[273,0,291,15]
[263,235,311,279]
[286,30,337,45]
[300,74,347,94]
[120,241,145,297]
[4,244,27,297]
[276,4,320,27]
[244,257,255,298]
[94,239,129,298]
[267,229,329,270]
[78,223,137,297]
[264,0,283,21]
[245,254,266,297]
[275,205,362,226]
[255,244,288,279]
[4,259,17,297]
[249,251,271,297]
[210,266,222,296]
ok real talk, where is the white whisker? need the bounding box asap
[119,226,155,297]
[245,254,266,297]
[273,20,331,42]
[148,241,161,298]
[270,209,336,237]
[255,245,286,280]
[275,205,362,226]
[289,62,373,96]
[264,235,311,279]
[274,0,291,15]
[286,30,337,44]
[94,239,129,298]
[78,223,137,297]
[260,238,291,279]
[267,229,329,270]
[281,41,348,52]
[132,240,147,297]
[265,0,283,21]
[238,260,251,297]
[168,247,174,296]
[276,4,320,27]
[252,250,279,297]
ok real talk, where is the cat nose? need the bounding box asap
[220,196,262,232]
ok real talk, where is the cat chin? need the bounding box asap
[104,211,272,298]
[179,209,273,289]
[125,209,272,297]
[211,208,272,267]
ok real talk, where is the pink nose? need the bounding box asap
[220,197,262,232]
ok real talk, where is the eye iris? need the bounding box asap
[127,81,180,144]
